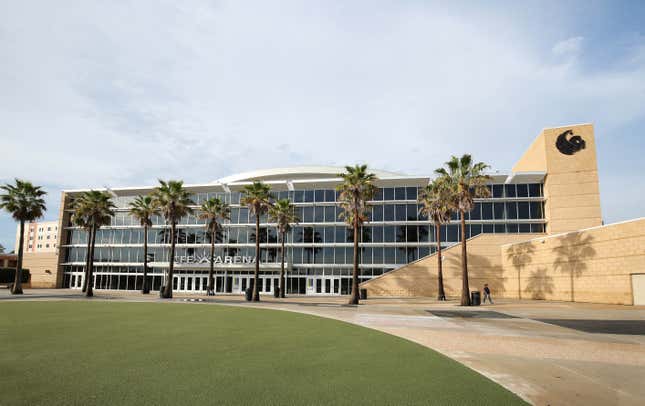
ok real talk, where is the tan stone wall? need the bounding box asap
[501,218,645,305]
[361,234,542,297]
[22,252,59,288]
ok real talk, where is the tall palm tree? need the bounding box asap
[436,154,491,306]
[151,180,194,299]
[199,197,230,296]
[129,195,159,294]
[269,198,299,298]
[241,181,273,302]
[0,179,47,294]
[71,190,116,297]
[337,165,376,305]
[419,177,454,301]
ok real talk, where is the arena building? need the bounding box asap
[25,123,645,304]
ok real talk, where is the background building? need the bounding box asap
[16,220,59,253]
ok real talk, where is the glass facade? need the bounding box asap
[62,179,545,295]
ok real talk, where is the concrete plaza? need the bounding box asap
[2,289,644,405]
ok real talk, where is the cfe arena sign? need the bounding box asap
[175,255,256,265]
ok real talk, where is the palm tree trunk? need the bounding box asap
[86,225,96,297]
[11,220,25,294]
[142,225,149,294]
[280,231,285,298]
[460,210,470,306]
[162,222,176,299]
[435,223,445,301]
[349,221,360,305]
[252,214,260,301]
[82,227,92,293]
[208,230,215,295]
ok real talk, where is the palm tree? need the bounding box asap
[0,243,5,254]
[151,180,194,299]
[269,198,299,298]
[129,195,159,294]
[436,154,491,306]
[337,165,376,305]
[241,181,273,301]
[0,179,47,294]
[199,197,230,296]
[71,190,115,297]
[419,177,454,301]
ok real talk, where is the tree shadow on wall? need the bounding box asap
[524,268,555,300]
[505,243,536,299]
[553,233,596,302]
[446,253,507,296]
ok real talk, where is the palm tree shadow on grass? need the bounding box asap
[524,268,555,300]
[553,233,596,302]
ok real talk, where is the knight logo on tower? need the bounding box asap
[555,129,586,155]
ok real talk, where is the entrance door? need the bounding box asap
[632,274,645,305]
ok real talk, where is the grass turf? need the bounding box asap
[1,301,526,405]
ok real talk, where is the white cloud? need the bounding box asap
[1,1,645,248]
[552,36,584,56]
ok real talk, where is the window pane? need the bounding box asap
[530,202,543,219]
[506,202,517,219]
[372,205,383,221]
[372,226,383,242]
[482,203,493,220]
[493,203,505,220]
[396,226,406,243]
[528,184,541,197]
[470,203,481,220]
[492,184,504,198]
[384,226,396,242]
[406,187,417,200]
[518,202,530,219]
[395,204,406,221]
[383,188,394,200]
[324,206,335,222]
[517,184,529,197]
[384,205,394,221]
[505,184,516,198]
[395,187,406,200]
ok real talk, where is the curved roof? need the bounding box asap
[214,166,405,184]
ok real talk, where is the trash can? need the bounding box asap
[245,287,253,301]
[273,286,280,298]
[471,291,481,306]
[360,288,367,300]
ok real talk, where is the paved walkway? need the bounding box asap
[2,289,645,405]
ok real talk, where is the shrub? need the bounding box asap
[0,268,30,284]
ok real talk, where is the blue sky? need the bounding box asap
[1,0,644,251]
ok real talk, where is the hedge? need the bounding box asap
[0,268,31,284]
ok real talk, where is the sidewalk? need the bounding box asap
[3,289,645,405]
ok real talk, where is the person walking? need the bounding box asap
[482,283,493,304]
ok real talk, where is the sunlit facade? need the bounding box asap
[60,167,545,295]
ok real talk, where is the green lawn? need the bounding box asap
[1,301,526,405]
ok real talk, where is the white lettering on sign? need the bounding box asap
[175,255,256,265]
